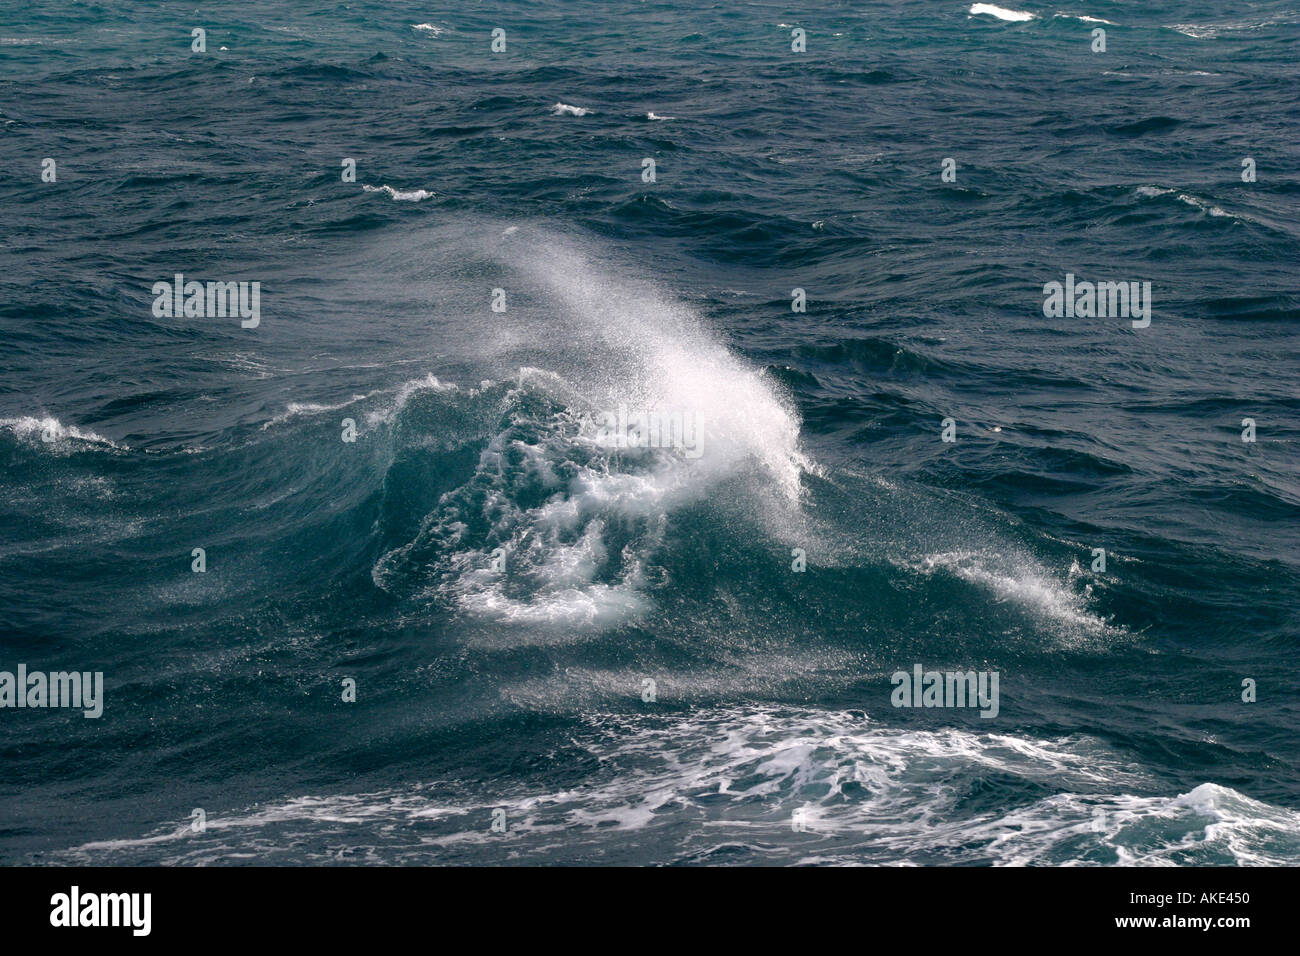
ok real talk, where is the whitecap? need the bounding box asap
[1054,13,1114,24]
[969,4,1037,22]
[369,231,814,631]
[1169,16,1299,39]
[0,416,125,450]
[1136,186,1250,222]
[364,373,463,427]
[362,184,434,202]
[906,549,1120,646]
[260,393,375,430]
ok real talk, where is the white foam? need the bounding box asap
[550,102,591,117]
[969,4,1036,22]
[411,23,445,37]
[261,393,374,429]
[907,549,1119,646]
[0,416,125,450]
[1169,16,1299,39]
[362,184,434,202]
[514,237,813,501]
[1135,186,1249,222]
[646,111,674,121]
[1175,193,1238,219]
[59,707,1299,866]
[1054,13,1113,24]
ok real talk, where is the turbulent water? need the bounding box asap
[1,1,1298,866]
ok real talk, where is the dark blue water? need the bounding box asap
[1,0,1298,865]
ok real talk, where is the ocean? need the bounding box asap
[1,0,1297,866]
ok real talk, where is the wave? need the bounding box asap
[176,222,1134,657]
[363,373,462,428]
[1135,185,1251,222]
[55,706,1300,866]
[369,232,813,629]
[550,102,592,116]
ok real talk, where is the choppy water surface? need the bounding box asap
[1,1,1297,865]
